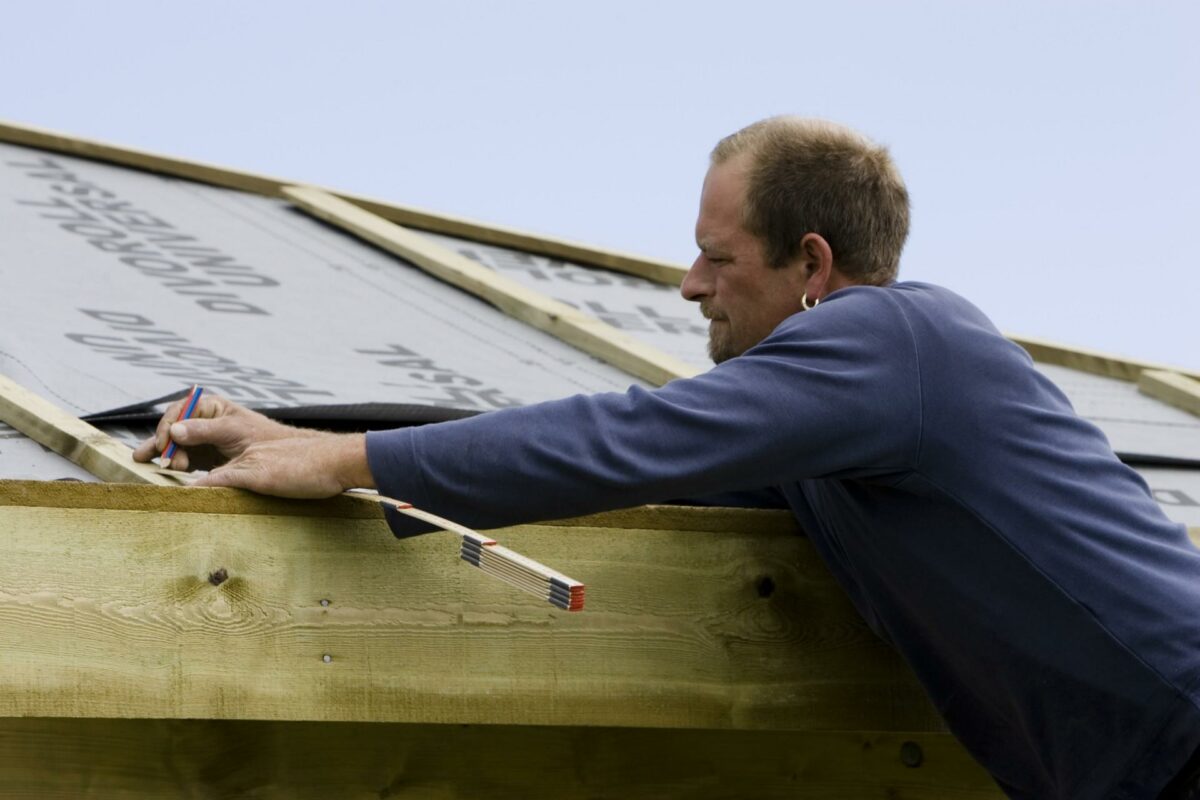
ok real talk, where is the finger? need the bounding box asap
[193,458,259,491]
[154,398,187,453]
[137,443,188,470]
[191,394,229,419]
[155,394,229,452]
[132,435,159,463]
[166,448,191,472]
[192,467,236,489]
[169,416,244,451]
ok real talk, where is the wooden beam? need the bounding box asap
[0,118,687,285]
[283,185,701,386]
[351,195,690,286]
[1007,334,1200,383]
[0,373,179,486]
[0,480,939,732]
[1138,370,1200,418]
[0,717,1002,799]
[0,479,799,533]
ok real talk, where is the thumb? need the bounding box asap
[192,463,248,490]
[171,418,240,449]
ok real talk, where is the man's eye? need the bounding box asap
[708,256,729,266]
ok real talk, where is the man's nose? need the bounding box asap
[680,256,711,302]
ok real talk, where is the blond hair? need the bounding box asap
[712,116,910,284]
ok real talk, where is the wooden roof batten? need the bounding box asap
[0,372,181,486]
[1138,370,1200,418]
[0,118,689,286]
[1008,334,1200,384]
[283,185,700,386]
[1008,335,1200,418]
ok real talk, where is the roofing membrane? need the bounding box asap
[0,142,641,418]
[421,230,713,367]
[1031,363,1200,462]
[0,132,1195,529]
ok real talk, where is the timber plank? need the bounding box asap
[0,496,940,732]
[283,185,700,386]
[0,480,383,518]
[0,119,688,285]
[0,718,1002,799]
[352,195,690,285]
[1008,334,1200,383]
[0,373,179,486]
[1138,370,1200,417]
[0,479,799,533]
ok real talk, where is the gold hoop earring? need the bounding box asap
[801,292,820,311]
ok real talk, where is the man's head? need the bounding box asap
[682,116,910,363]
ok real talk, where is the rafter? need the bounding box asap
[0,372,180,486]
[283,185,700,386]
[0,119,687,285]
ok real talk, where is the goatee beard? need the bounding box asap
[700,302,735,363]
[707,322,735,364]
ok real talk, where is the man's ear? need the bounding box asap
[797,233,835,288]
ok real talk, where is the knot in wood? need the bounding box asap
[755,575,776,598]
[899,740,923,768]
[208,568,229,586]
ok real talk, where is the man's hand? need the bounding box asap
[132,392,376,499]
[191,433,375,498]
[133,393,315,471]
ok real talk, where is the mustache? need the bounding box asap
[699,301,726,321]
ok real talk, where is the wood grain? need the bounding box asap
[0,118,688,285]
[283,185,700,386]
[0,480,799,532]
[1138,370,1200,417]
[0,718,1003,799]
[0,482,939,732]
[1008,334,1200,383]
[0,373,180,486]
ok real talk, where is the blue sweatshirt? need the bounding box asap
[366,282,1200,799]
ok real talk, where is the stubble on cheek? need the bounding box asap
[707,320,735,364]
[700,301,735,364]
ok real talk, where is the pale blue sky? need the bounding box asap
[3,1,1196,368]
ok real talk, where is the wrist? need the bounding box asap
[334,433,375,491]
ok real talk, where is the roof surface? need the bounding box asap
[1,125,1196,528]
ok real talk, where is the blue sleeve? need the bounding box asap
[366,288,922,536]
[665,486,789,509]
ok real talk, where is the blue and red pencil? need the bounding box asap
[160,384,204,467]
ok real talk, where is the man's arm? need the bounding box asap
[367,291,922,535]
[133,396,374,497]
[135,289,920,530]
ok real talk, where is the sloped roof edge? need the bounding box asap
[0,118,689,286]
[283,185,699,386]
[3,119,1193,388]
[1008,334,1200,383]
[1007,335,1200,419]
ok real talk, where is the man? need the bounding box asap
[135,117,1200,799]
